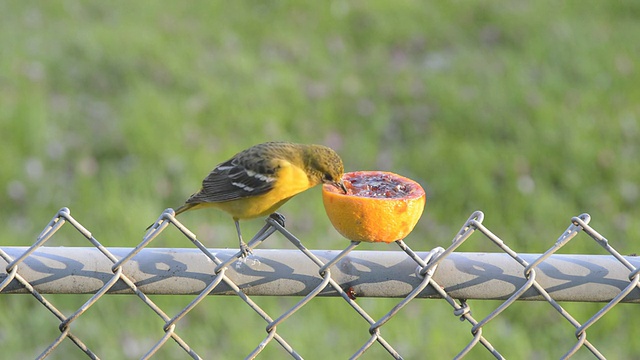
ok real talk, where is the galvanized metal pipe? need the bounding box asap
[1,247,639,302]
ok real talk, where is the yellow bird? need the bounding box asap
[174,141,346,256]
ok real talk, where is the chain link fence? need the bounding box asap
[1,207,639,359]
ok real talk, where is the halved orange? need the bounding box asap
[322,171,426,243]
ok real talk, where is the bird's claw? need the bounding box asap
[239,242,253,258]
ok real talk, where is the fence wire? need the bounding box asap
[1,207,639,359]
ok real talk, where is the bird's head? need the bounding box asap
[307,145,347,193]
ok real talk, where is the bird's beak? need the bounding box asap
[336,180,348,194]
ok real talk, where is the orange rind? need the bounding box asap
[322,171,426,243]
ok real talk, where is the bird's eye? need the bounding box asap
[323,173,333,182]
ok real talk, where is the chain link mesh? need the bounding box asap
[1,207,639,359]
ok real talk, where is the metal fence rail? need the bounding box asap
[1,208,639,359]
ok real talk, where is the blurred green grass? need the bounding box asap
[1,1,639,358]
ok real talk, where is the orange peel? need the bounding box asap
[322,171,426,243]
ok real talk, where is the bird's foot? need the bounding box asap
[269,212,286,227]
[239,241,253,258]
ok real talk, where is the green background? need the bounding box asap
[2,1,639,358]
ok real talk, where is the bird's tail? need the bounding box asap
[146,203,196,230]
[174,203,196,216]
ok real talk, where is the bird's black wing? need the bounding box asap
[186,156,279,204]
